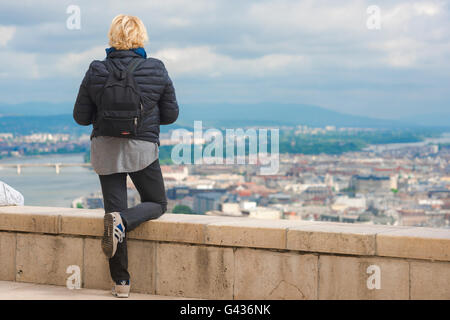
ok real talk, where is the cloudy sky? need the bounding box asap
[0,0,449,119]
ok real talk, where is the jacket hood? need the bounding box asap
[105,47,147,59]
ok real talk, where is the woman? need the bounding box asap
[73,14,179,298]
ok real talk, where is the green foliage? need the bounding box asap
[159,158,173,165]
[358,213,372,222]
[278,129,436,155]
[84,150,91,163]
[10,127,439,162]
[172,204,194,214]
[159,145,174,163]
[159,128,439,160]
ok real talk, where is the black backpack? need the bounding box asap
[96,58,144,138]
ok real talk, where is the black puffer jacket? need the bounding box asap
[73,50,179,145]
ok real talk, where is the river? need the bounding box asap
[363,132,450,151]
[2,132,450,207]
[0,153,100,207]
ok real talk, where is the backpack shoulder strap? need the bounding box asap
[126,58,144,74]
[104,58,114,73]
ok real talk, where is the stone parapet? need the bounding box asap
[0,206,449,299]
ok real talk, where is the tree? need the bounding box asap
[172,205,194,214]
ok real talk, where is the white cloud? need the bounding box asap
[55,45,106,77]
[0,45,106,80]
[46,44,304,80]
[413,2,441,16]
[0,26,16,47]
[154,46,308,77]
[248,0,367,34]
[360,1,450,68]
[167,17,192,27]
[382,1,443,30]
[0,0,449,117]
[368,38,423,67]
[0,51,39,79]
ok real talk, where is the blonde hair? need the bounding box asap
[108,14,148,50]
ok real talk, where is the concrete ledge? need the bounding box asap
[287,223,412,256]
[59,209,104,236]
[1,206,448,261]
[376,227,450,262]
[0,206,449,300]
[0,206,62,234]
[131,214,238,244]
[205,219,293,249]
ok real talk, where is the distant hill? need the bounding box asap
[393,112,450,128]
[0,102,73,116]
[176,103,412,128]
[0,114,185,136]
[0,114,90,136]
[0,101,429,130]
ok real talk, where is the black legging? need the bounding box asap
[98,159,167,282]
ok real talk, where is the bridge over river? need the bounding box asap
[0,163,92,174]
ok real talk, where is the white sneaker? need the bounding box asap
[112,280,130,298]
[101,212,125,258]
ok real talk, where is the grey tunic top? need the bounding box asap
[91,136,159,176]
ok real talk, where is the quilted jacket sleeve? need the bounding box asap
[73,63,96,126]
[159,63,179,125]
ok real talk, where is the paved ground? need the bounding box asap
[0,281,191,300]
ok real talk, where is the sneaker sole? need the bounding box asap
[112,287,130,298]
[101,213,114,258]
